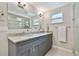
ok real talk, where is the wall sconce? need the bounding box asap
[39,13,42,17]
[37,8,45,17]
[39,12,44,17]
[17,2,26,9]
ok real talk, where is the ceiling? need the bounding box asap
[29,2,71,10]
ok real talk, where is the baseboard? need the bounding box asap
[53,45,73,54]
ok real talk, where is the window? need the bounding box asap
[51,13,63,23]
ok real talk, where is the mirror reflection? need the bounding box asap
[7,2,41,30]
[32,16,41,30]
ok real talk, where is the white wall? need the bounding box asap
[73,2,79,55]
[0,3,8,56]
[41,3,74,50]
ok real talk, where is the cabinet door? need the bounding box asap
[30,38,40,56]
[38,35,52,56]
[16,43,33,56]
[30,45,39,56]
[38,36,48,55]
[16,48,31,56]
[48,34,52,48]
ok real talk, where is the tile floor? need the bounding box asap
[45,48,73,56]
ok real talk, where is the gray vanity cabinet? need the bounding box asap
[8,34,52,56]
[38,34,52,56]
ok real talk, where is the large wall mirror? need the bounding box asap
[8,13,30,29]
[7,2,41,31]
[7,2,31,29]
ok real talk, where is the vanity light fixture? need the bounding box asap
[37,8,45,17]
[17,2,26,9]
[39,12,45,17]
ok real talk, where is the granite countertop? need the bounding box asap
[8,32,52,44]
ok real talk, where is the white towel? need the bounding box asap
[57,26,67,42]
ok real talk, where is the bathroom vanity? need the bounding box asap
[8,32,52,56]
[7,3,52,56]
